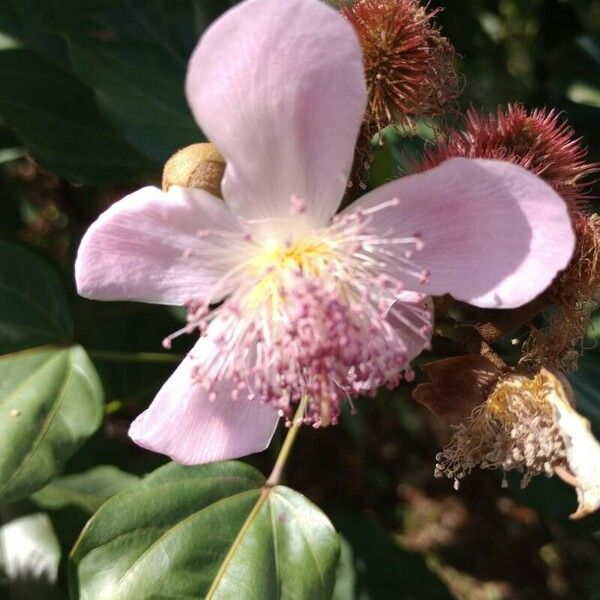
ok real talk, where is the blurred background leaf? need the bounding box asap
[43,0,208,162]
[32,466,140,515]
[332,513,452,600]
[0,43,155,183]
[0,241,72,353]
[0,512,61,600]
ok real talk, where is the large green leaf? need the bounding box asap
[41,0,212,162]
[32,466,140,514]
[0,242,72,353]
[0,44,155,183]
[0,0,68,68]
[0,345,104,503]
[70,461,340,600]
[66,36,200,163]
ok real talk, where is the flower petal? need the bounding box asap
[76,186,247,305]
[348,158,575,308]
[386,292,433,363]
[542,369,600,520]
[186,0,367,237]
[129,338,280,465]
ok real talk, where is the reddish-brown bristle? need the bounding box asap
[419,104,599,211]
[342,0,459,133]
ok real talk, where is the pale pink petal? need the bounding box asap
[348,158,575,309]
[186,0,367,237]
[75,186,248,305]
[387,292,434,363]
[129,337,280,465]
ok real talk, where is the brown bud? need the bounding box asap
[162,143,225,197]
[523,213,600,373]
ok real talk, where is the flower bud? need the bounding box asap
[162,143,225,198]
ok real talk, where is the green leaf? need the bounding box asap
[0,242,72,353]
[32,466,140,514]
[70,461,340,600]
[567,81,600,108]
[66,36,200,163]
[0,45,156,183]
[0,1,68,69]
[41,0,212,162]
[0,345,104,503]
[331,537,357,600]
[577,34,600,66]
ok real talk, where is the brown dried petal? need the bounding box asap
[414,355,503,425]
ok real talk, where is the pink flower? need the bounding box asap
[75,0,574,465]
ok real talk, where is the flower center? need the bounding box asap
[243,237,333,311]
[168,199,433,427]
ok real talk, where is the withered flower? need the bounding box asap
[524,213,600,372]
[433,369,600,519]
[420,105,598,211]
[342,0,459,133]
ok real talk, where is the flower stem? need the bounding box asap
[88,350,183,364]
[266,396,308,487]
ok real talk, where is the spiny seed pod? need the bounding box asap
[162,143,225,198]
[341,0,459,133]
[420,105,599,211]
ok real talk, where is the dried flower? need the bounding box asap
[435,369,600,519]
[75,0,574,466]
[342,0,459,133]
[420,105,599,211]
[523,213,600,372]
[553,212,600,306]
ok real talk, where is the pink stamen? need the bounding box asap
[170,198,432,426]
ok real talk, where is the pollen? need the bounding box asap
[250,237,332,275]
[243,237,334,309]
